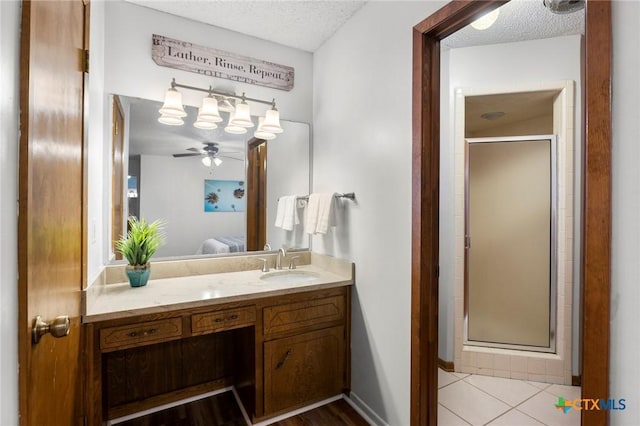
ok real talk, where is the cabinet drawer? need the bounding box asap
[191,306,256,335]
[263,295,345,336]
[100,318,182,352]
[264,326,345,415]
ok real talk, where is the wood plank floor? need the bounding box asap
[114,393,369,426]
[269,399,369,426]
[115,391,245,426]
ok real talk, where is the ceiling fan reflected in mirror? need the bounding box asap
[172,142,243,167]
[542,0,585,14]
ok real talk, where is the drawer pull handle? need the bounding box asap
[275,349,292,370]
[214,318,224,323]
[227,314,239,321]
[128,328,157,338]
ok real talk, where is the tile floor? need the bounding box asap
[438,369,581,425]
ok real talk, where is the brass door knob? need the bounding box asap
[32,315,70,344]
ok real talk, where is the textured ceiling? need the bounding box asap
[443,0,584,49]
[124,0,367,52]
[124,0,583,53]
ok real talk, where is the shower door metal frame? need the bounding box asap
[463,134,558,353]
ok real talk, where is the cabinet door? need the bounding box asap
[264,326,345,414]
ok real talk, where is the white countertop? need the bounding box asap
[83,262,353,323]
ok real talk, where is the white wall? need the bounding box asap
[440,35,583,374]
[610,1,640,425]
[0,2,20,425]
[266,120,311,250]
[104,1,313,122]
[139,155,246,257]
[86,1,314,283]
[312,2,446,425]
[87,0,107,284]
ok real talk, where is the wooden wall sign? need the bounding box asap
[152,34,294,91]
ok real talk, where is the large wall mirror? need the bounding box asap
[98,1,312,265]
[110,95,310,260]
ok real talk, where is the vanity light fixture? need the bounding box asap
[159,78,283,138]
[254,117,276,140]
[224,110,248,135]
[470,8,500,30]
[260,105,284,134]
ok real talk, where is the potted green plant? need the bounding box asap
[115,217,165,287]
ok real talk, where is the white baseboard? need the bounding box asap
[346,392,390,426]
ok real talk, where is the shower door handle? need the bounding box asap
[465,235,471,249]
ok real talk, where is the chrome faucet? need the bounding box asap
[275,247,287,270]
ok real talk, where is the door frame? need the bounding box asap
[410,1,611,425]
[246,138,267,251]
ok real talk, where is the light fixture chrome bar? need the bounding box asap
[170,78,276,106]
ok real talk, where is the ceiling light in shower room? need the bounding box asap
[480,111,506,121]
[471,8,500,30]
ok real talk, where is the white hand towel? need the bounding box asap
[274,196,287,228]
[315,193,336,234]
[281,195,299,231]
[305,193,321,234]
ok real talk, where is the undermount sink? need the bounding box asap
[260,270,320,283]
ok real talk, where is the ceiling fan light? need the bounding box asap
[159,87,187,117]
[229,101,254,128]
[260,108,283,133]
[201,156,212,167]
[193,116,218,129]
[199,96,223,122]
[213,157,223,166]
[158,114,184,126]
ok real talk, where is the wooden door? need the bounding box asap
[246,139,267,251]
[112,95,125,259]
[18,1,86,425]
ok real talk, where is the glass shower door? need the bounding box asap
[464,135,556,352]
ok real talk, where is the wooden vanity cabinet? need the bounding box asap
[85,286,350,425]
[263,326,345,414]
[255,288,350,420]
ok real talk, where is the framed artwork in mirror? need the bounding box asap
[204,179,246,212]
